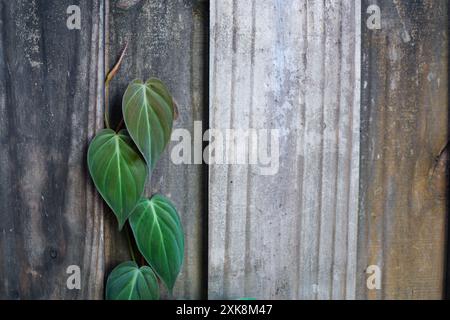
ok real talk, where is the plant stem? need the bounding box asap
[115,118,124,132]
[125,224,136,263]
[104,81,111,129]
[104,42,128,130]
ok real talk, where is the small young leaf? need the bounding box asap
[87,129,147,229]
[129,195,184,293]
[122,79,175,171]
[106,261,160,300]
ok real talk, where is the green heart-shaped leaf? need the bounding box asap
[129,195,184,293]
[88,129,147,230]
[122,79,175,171]
[106,261,160,300]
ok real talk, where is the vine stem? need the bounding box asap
[125,224,136,263]
[104,85,111,129]
[115,118,124,132]
[104,42,128,129]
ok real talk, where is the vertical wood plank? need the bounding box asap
[0,0,105,299]
[209,0,361,299]
[359,0,448,300]
[106,0,207,299]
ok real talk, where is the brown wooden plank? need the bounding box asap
[106,0,207,299]
[0,0,105,299]
[359,0,448,299]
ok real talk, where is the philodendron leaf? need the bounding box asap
[129,195,184,293]
[88,129,147,229]
[122,79,175,171]
[106,261,159,300]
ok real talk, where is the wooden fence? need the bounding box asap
[0,0,448,300]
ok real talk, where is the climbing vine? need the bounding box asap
[88,47,183,300]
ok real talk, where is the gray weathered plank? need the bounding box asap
[106,0,207,299]
[209,0,361,299]
[358,0,448,300]
[0,0,105,299]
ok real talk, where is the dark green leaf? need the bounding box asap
[88,129,147,229]
[106,261,159,300]
[129,195,184,293]
[122,79,175,171]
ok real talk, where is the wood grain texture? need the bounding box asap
[0,0,105,299]
[359,0,448,300]
[209,0,361,299]
[106,0,207,299]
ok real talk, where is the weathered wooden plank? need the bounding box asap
[209,0,360,299]
[106,0,207,299]
[359,0,448,300]
[0,0,105,299]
